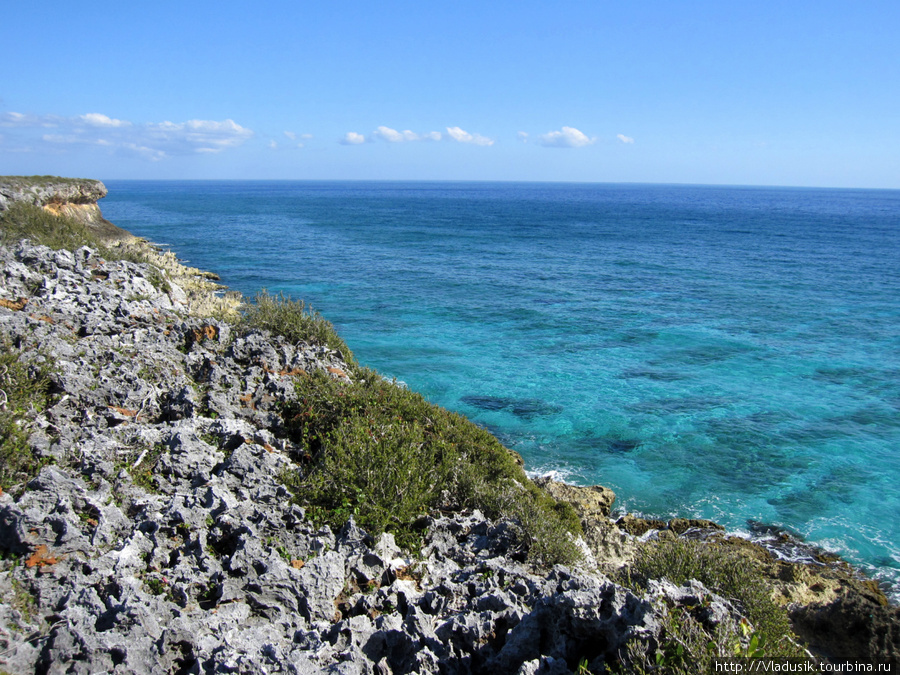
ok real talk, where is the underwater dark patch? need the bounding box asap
[811,365,871,385]
[460,395,563,419]
[603,438,642,453]
[618,368,688,382]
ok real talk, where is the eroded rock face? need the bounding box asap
[533,477,615,520]
[0,176,134,243]
[529,473,900,664]
[0,177,108,211]
[532,477,637,572]
[790,594,900,663]
[1,176,242,318]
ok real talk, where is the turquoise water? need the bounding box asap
[101,180,900,593]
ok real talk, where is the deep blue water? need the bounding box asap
[101,180,900,593]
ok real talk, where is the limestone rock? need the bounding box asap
[791,594,900,664]
[0,176,107,211]
[533,476,616,519]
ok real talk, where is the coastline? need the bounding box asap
[1,176,897,670]
[100,178,900,595]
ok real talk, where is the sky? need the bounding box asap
[1,1,898,187]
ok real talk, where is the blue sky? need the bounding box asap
[1,1,898,187]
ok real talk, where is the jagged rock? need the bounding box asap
[533,477,616,519]
[648,578,742,630]
[790,594,900,664]
[668,517,724,535]
[614,514,668,536]
[0,176,108,210]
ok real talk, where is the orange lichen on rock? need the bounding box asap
[109,406,138,417]
[0,297,28,311]
[25,544,62,568]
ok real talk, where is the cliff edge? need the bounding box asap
[0,176,240,319]
[0,176,130,241]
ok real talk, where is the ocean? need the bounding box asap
[101,180,900,594]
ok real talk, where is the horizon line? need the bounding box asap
[93,177,900,192]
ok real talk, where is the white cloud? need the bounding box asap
[372,126,442,143]
[285,131,311,147]
[268,140,278,149]
[143,119,253,153]
[42,134,113,147]
[538,126,596,148]
[1,111,254,158]
[517,131,529,143]
[41,134,80,144]
[340,131,367,145]
[0,112,60,128]
[0,112,27,125]
[616,133,634,144]
[374,126,405,143]
[121,143,167,161]
[80,113,130,128]
[446,126,494,146]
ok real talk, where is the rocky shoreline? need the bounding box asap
[0,178,897,672]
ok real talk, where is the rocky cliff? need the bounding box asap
[0,179,896,673]
[0,176,107,211]
[0,176,128,240]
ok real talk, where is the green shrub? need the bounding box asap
[0,342,56,490]
[280,368,582,562]
[626,538,803,664]
[239,291,355,365]
[0,202,98,252]
[144,266,172,294]
[0,202,151,265]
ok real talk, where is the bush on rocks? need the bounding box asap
[0,341,56,492]
[280,366,583,563]
[1,202,96,252]
[0,202,146,265]
[624,538,805,667]
[238,290,356,366]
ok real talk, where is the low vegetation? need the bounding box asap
[279,365,582,562]
[0,341,56,491]
[0,202,147,264]
[620,538,805,671]
[0,175,93,191]
[239,290,356,365]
